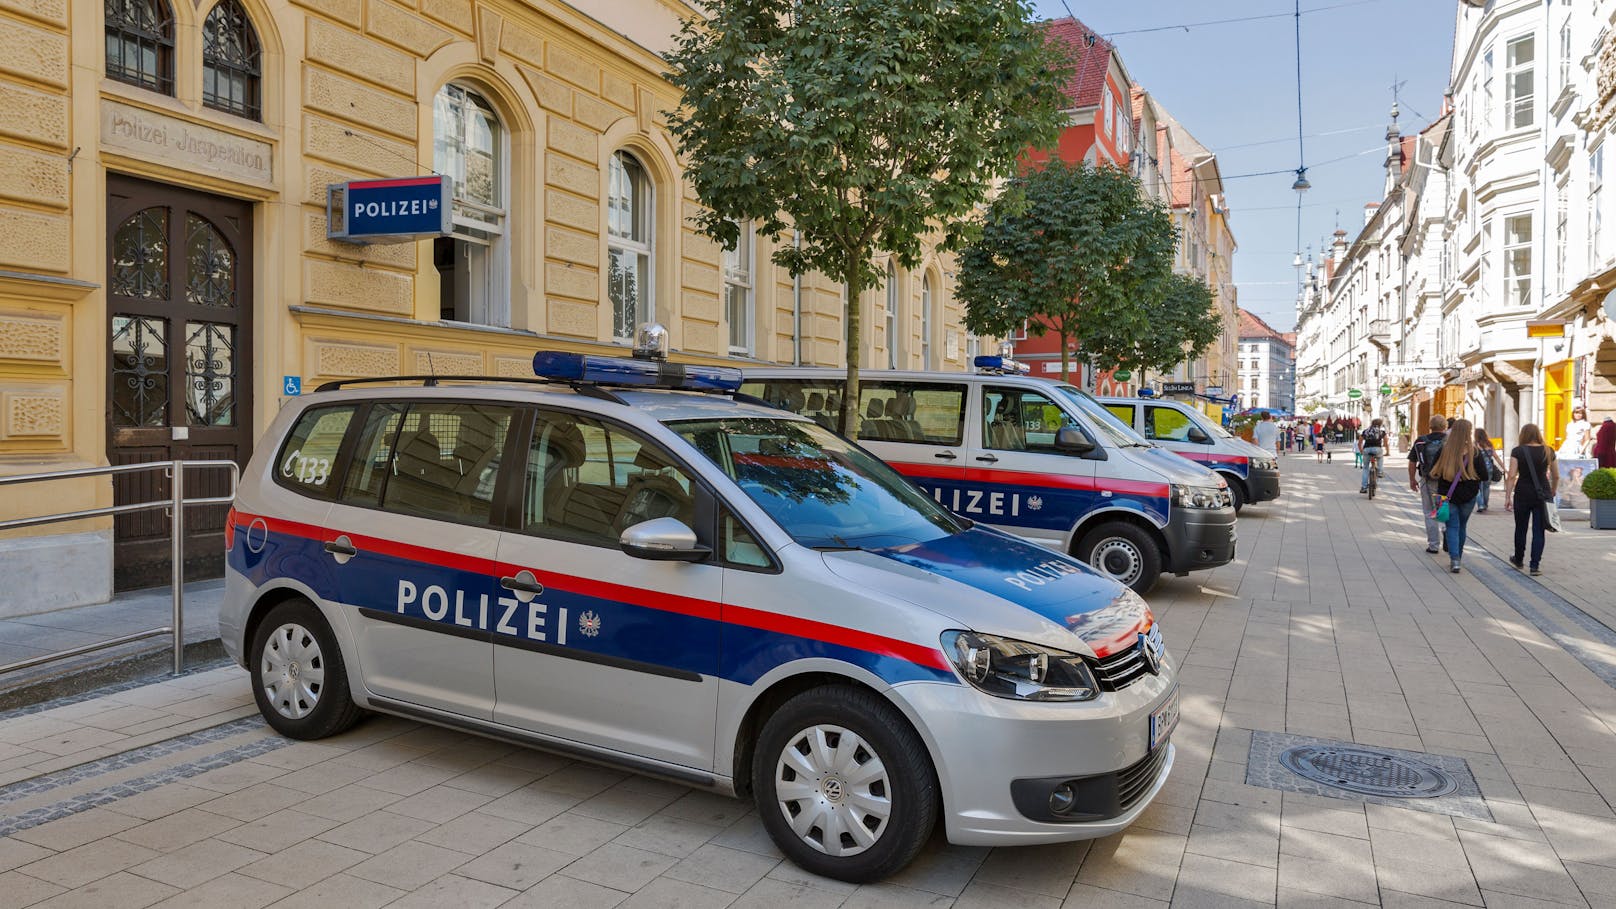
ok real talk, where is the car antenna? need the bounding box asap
[425,352,438,387]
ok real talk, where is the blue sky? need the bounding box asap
[1028,0,1457,332]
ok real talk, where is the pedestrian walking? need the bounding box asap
[1594,416,1616,469]
[1314,420,1326,462]
[1427,418,1489,573]
[1358,417,1388,494]
[1474,426,1502,513]
[1254,413,1280,457]
[1504,423,1559,576]
[1407,414,1450,553]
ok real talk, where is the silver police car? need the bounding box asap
[220,347,1179,882]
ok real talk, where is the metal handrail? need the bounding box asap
[0,459,239,677]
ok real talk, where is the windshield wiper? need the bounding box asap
[810,543,863,551]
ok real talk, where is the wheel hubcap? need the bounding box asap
[1092,539,1143,585]
[774,724,891,857]
[259,623,324,720]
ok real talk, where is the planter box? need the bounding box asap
[1592,498,1616,530]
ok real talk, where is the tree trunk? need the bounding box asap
[841,252,863,438]
[1059,327,1071,384]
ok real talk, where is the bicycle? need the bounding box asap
[1364,451,1381,499]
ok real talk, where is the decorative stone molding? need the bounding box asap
[313,340,399,377]
[1591,30,1616,133]
[0,311,63,362]
[0,387,65,438]
[411,349,483,374]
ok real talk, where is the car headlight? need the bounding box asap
[941,631,1099,701]
[1172,483,1228,509]
[1252,457,1278,470]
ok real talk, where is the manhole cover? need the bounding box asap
[1279,745,1457,798]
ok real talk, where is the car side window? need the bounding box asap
[275,406,355,497]
[1145,406,1195,443]
[519,411,697,547]
[339,403,406,507]
[856,381,966,446]
[721,508,772,569]
[1102,404,1136,428]
[982,386,1087,454]
[357,403,514,524]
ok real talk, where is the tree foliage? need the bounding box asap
[957,159,1217,382]
[664,0,1070,433]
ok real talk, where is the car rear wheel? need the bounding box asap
[250,598,362,740]
[1078,521,1161,594]
[753,686,938,883]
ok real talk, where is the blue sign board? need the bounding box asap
[282,376,302,396]
[327,176,452,244]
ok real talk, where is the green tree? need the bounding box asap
[664,0,1070,434]
[1089,271,1221,379]
[956,159,1182,383]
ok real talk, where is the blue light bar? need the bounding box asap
[532,351,742,392]
[973,355,1030,375]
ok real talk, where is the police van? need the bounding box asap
[1096,396,1281,512]
[220,333,1179,882]
[742,361,1237,595]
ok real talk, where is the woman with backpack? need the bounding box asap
[1474,426,1502,513]
[1504,424,1559,576]
[1427,418,1490,573]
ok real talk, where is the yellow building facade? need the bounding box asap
[0,0,973,608]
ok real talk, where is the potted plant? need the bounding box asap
[1584,468,1616,530]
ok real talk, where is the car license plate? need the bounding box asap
[1150,687,1180,752]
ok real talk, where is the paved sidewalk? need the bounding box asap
[0,581,227,706]
[1,455,1615,907]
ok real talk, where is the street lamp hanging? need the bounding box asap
[1291,167,1311,193]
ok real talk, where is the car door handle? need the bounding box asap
[500,570,544,602]
[934,450,957,460]
[323,535,357,563]
[975,454,999,463]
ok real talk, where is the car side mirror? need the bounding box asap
[1054,427,1096,454]
[1187,427,1211,444]
[619,517,712,562]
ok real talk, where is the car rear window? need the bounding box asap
[274,406,356,497]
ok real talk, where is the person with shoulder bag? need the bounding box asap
[1427,418,1489,573]
[1407,415,1450,553]
[1474,426,1503,512]
[1504,423,1560,575]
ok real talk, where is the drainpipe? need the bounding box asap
[792,230,803,365]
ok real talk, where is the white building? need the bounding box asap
[1237,309,1295,412]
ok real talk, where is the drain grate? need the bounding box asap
[1279,745,1457,798]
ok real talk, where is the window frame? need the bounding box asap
[433,83,511,328]
[608,150,655,342]
[1502,212,1532,309]
[200,0,262,121]
[1504,34,1535,130]
[920,273,934,370]
[723,220,754,356]
[884,261,899,369]
[105,0,176,95]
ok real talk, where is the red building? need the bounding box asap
[1011,16,1137,395]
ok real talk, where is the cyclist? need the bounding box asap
[1359,417,1388,494]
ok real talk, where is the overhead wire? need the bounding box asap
[1098,0,1389,38]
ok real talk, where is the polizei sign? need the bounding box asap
[327,176,453,244]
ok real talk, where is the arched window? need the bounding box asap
[884,261,898,369]
[433,83,508,327]
[202,0,261,120]
[105,0,174,94]
[608,151,653,341]
[920,273,934,369]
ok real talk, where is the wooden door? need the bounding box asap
[107,175,253,590]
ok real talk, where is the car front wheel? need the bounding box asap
[1078,521,1162,594]
[753,686,938,883]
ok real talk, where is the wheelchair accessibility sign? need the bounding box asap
[282,376,302,396]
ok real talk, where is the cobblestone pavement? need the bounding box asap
[2,453,1615,908]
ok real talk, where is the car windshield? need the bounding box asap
[1053,386,1151,447]
[1187,409,1236,439]
[670,417,965,550]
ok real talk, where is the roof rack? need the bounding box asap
[313,375,553,393]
